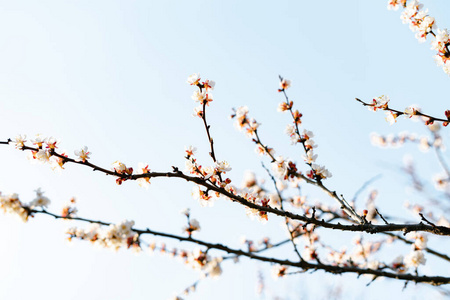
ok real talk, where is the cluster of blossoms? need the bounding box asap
[230,106,261,139]
[367,96,449,126]
[111,161,151,187]
[388,0,450,75]
[278,81,332,181]
[12,134,153,188]
[0,189,50,222]
[324,236,425,272]
[184,146,235,206]
[240,190,270,222]
[66,220,140,251]
[187,73,215,118]
[12,134,68,171]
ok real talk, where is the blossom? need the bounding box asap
[387,0,404,11]
[35,149,51,163]
[203,79,215,91]
[271,265,288,279]
[310,164,332,179]
[75,146,90,162]
[31,134,47,148]
[404,250,426,268]
[385,111,398,125]
[185,145,197,157]
[279,79,291,90]
[112,161,128,174]
[45,136,59,150]
[204,257,222,278]
[369,95,389,111]
[271,156,288,179]
[12,134,27,149]
[183,219,201,235]
[391,255,407,273]
[192,186,214,207]
[0,193,29,222]
[187,73,201,85]
[136,163,151,189]
[241,171,257,188]
[404,106,418,117]
[215,161,232,173]
[29,188,50,209]
[191,90,206,102]
[278,101,292,112]
[50,152,68,171]
[303,150,317,164]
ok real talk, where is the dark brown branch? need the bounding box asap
[4,141,450,236]
[355,98,449,124]
[30,208,450,286]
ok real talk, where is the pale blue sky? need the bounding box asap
[0,1,449,299]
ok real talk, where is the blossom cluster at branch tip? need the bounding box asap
[389,0,450,75]
[187,73,215,117]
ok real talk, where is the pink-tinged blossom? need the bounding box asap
[31,134,47,148]
[112,161,125,172]
[203,79,215,91]
[408,232,428,250]
[35,149,51,163]
[302,129,314,140]
[215,161,231,173]
[183,218,201,235]
[13,134,27,149]
[0,193,29,222]
[75,146,90,162]
[387,0,404,11]
[241,171,257,188]
[278,101,292,112]
[136,163,151,189]
[192,105,203,118]
[431,28,450,51]
[303,150,318,164]
[191,90,207,102]
[185,145,197,157]
[271,156,288,179]
[391,255,407,273]
[29,188,50,209]
[279,79,291,91]
[192,186,214,207]
[304,139,317,149]
[311,164,332,179]
[45,136,59,150]
[385,111,399,125]
[404,250,426,268]
[271,265,288,279]
[187,73,201,85]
